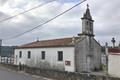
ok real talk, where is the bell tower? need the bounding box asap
[81,4,94,37]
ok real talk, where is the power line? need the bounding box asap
[0,0,56,23]
[3,0,87,40]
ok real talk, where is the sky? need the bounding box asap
[0,0,119,46]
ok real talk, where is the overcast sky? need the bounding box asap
[0,0,119,46]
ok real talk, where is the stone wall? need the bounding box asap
[0,63,120,80]
[0,63,18,71]
[25,67,120,80]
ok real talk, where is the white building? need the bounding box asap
[14,38,76,72]
[14,6,102,72]
[108,48,120,77]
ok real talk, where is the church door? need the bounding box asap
[87,56,91,72]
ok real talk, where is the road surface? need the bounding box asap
[0,67,52,80]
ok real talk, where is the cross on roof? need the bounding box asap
[87,4,89,8]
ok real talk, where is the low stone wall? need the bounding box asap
[25,67,120,80]
[0,63,18,71]
[0,63,120,80]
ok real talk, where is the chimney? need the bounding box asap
[36,37,39,42]
[72,36,75,44]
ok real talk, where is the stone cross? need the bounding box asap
[111,37,116,48]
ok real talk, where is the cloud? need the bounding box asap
[0,0,8,6]
[0,0,120,46]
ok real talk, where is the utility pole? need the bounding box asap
[0,39,2,63]
[0,39,2,55]
[118,41,120,48]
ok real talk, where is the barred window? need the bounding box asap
[41,51,45,60]
[19,51,22,58]
[58,51,63,61]
[28,51,31,59]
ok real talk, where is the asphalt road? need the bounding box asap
[0,67,52,80]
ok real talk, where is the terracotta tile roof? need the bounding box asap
[17,37,82,49]
[108,48,120,55]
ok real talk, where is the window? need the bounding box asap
[86,21,89,25]
[19,51,22,58]
[58,51,63,61]
[28,51,31,59]
[41,51,45,60]
[90,22,93,31]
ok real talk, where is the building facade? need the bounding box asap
[15,46,75,72]
[14,6,102,72]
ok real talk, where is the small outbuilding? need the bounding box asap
[108,48,120,77]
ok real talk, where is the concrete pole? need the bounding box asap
[0,39,2,55]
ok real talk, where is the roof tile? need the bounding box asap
[17,37,81,49]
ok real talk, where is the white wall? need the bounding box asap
[108,54,120,78]
[14,47,75,72]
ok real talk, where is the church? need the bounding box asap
[14,5,102,72]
